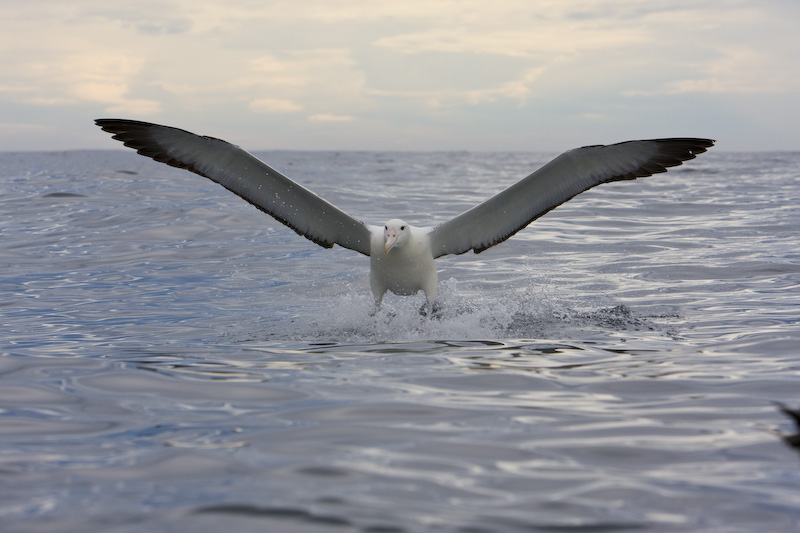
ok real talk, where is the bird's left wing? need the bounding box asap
[429,138,714,258]
[95,119,373,256]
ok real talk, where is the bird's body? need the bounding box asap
[95,119,714,311]
[370,220,437,307]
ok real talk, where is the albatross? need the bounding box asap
[95,119,714,312]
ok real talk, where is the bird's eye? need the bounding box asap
[400,226,405,230]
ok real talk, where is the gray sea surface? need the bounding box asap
[1,149,799,532]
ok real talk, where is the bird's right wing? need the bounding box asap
[429,138,714,258]
[96,119,373,256]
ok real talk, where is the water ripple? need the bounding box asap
[2,151,799,532]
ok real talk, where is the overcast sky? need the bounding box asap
[2,0,798,151]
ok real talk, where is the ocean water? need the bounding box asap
[1,148,799,532]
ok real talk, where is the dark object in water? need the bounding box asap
[775,402,800,449]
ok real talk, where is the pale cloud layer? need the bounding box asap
[2,0,798,150]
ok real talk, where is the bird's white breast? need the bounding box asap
[369,229,437,297]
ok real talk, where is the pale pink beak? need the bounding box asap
[384,228,397,254]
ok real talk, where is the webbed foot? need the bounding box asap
[419,301,443,319]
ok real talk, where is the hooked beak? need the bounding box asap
[384,228,397,254]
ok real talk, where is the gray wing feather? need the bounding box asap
[429,138,714,258]
[96,119,372,256]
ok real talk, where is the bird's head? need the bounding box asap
[383,219,409,254]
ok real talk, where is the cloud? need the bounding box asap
[104,99,162,115]
[233,49,367,117]
[65,53,161,114]
[624,46,799,97]
[4,48,160,114]
[1,0,798,150]
[307,113,354,123]
[367,66,546,108]
[248,49,359,86]
[579,112,608,121]
[667,46,797,95]
[373,26,646,58]
[0,122,49,132]
[249,98,303,113]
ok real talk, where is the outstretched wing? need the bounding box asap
[429,138,714,258]
[95,119,373,256]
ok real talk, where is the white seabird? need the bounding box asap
[95,119,714,312]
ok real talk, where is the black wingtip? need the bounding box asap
[95,118,149,131]
[608,138,715,181]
